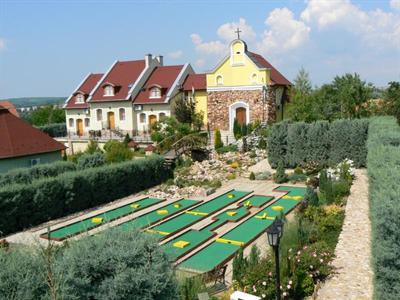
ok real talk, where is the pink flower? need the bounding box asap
[269,272,273,276]
[287,284,291,289]
[297,251,301,255]
[313,253,317,257]
[253,285,257,292]
[303,245,308,250]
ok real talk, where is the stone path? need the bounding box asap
[316,169,373,300]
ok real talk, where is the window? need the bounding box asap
[104,85,114,96]
[119,108,126,121]
[216,75,223,86]
[140,113,146,123]
[150,87,161,98]
[85,118,90,127]
[96,109,102,121]
[159,112,166,121]
[76,94,85,103]
[30,158,40,167]
[69,118,74,127]
[251,73,258,84]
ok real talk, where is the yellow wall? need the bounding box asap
[194,90,208,124]
[207,41,271,87]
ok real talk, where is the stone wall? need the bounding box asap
[207,88,276,131]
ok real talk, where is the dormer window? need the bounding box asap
[104,85,114,96]
[150,86,161,99]
[76,94,85,103]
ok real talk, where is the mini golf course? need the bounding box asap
[118,199,200,230]
[162,195,274,261]
[42,197,164,241]
[178,186,307,273]
[146,190,251,240]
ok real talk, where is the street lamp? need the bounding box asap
[267,219,284,300]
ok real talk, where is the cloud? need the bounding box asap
[258,8,310,56]
[390,0,400,10]
[300,0,400,49]
[190,33,226,56]
[0,39,5,51]
[217,17,256,42]
[168,50,183,59]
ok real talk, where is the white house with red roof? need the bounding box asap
[64,54,193,138]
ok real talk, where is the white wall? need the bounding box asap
[135,103,171,133]
[65,108,90,134]
[89,101,134,131]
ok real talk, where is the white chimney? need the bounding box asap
[145,53,152,68]
[155,55,163,66]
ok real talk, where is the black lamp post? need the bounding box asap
[267,219,284,300]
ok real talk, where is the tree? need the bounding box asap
[103,140,133,163]
[232,248,248,285]
[233,118,241,139]
[248,245,260,269]
[85,140,102,154]
[273,161,288,183]
[173,96,196,124]
[385,81,400,125]
[214,129,223,149]
[304,186,319,206]
[294,67,312,95]
[30,106,65,126]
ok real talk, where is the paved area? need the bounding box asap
[316,169,373,300]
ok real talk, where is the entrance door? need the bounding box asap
[236,107,246,126]
[76,119,84,136]
[107,112,115,130]
[148,114,157,128]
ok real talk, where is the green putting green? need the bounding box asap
[178,186,306,273]
[42,197,164,241]
[148,190,250,239]
[163,195,273,261]
[119,199,199,231]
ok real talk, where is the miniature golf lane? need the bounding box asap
[147,190,251,239]
[178,186,307,273]
[118,199,199,230]
[163,195,274,261]
[42,197,164,241]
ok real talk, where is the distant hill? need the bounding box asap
[2,97,67,108]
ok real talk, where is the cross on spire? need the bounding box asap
[235,27,242,39]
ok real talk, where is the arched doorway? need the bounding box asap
[76,119,83,136]
[236,107,247,126]
[107,112,115,130]
[148,115,157,131]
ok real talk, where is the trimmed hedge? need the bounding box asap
[37,123,67,137]
[367,117,400,300]
[0,155,171,236]
[0,161,76,188]
[267,119,369,168]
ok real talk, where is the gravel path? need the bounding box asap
[316,169,373,300]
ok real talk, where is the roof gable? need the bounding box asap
[0,108,66,159]
[91,60,146,102]
[182,74,206,91]
[133,65,184,104]
[0,101,19,117]
[65,73,103,109]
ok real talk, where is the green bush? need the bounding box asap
[215,144,238,154]
[214,129,223,149]
[273,161,288,183]
[367,117,400,299]
[0,155,171,236]
[104,140,133,163]
[77,152,106,170]
[37,122,67,137]
[267,119,369,168]
[249,172,255,180]
[0,161,76,188]
[288,173,308,183]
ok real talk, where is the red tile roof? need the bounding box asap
[0,107,66,159]
[0,101,19,117]
[133,65,184,104]
[182,74,206,91]
[247,52,292,86]
[65,73,103,109]
[91,60,146,102]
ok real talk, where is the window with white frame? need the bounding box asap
[85,118,90,127]
[216,75,223,86]
[104,85,114,96]
[68,118,74,127]
[140,113,146,123]
[96,109,102,121]
[76,94,85,103]
[119,108,126,121]
[150,87,161,98]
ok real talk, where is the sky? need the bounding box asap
[0,0,400,98]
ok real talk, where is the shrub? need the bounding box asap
[267,119,369,168]
[249,172,256,180]
[37,123,67,137]
[214,129,223,149]
[230,161,240,169]
[273,161,288,183]
[179,275,207,300]
[367,117,400,299]
[304,186,319,206]
[77,152,106,170]
[233,118,241,140]
[216,144,238,154]
[0,161,76,188]
[103,140,133,163]
[255,171,272,180]
[294,166,304,175]
[288,173,308,183]
[258,137,267,149]
[85,140,102,154]
[0,155,171,236]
